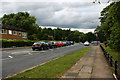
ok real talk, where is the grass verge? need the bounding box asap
[103,46,120,65]
[7,47,91,79]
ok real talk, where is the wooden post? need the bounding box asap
[115,61,117,75]
[108,54,109,60]
[110,56,113,67]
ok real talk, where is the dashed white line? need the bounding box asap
[49,49,54,51]
[40,51,47,53]
[8,55,13,58]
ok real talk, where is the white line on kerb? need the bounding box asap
[8,55,13,58]
[113,73,118,80]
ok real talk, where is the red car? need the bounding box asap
[56,41,63,47]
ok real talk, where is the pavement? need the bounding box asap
[60,46,115,80]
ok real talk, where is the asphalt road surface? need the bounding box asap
[2,43,87,78]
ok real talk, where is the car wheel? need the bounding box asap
[32,48,35,51]
[38,48,42,50]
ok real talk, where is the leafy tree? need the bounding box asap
[99,1,120,50]
[84,32,96,43]
[2,12,37,39]
[2,12,98,43]
[94,26,107,42]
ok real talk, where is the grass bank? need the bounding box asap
[103,46,120,65]
[7,47,91,79]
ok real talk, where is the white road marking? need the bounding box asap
[11,51,30,54]
[66,46,70,47]
[40,51,47,53]
[8,55,13,58]
[28,53,32,55]
[49,49,53,51]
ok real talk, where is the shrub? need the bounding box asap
[1,39,35,48]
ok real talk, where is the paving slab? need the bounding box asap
[60,46,114,80]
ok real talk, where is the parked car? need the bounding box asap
[56,41,63,47]
[47,41,56,49]
[67,41,71,45]
[45,42,50,49]
[52,42,58,48]
[62,42,67,46]
[32,42,47,50]
[84,41,90,46]
[70,41,74,45]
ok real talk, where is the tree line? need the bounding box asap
[1,12,97,42]
[95,1,120,50]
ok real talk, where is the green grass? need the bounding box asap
[8,47,91,79]
[103,46,120,65]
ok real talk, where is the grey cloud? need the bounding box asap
[1,2,107,29]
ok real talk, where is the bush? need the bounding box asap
[1,39,35,48]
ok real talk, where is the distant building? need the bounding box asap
[0,24,28,40]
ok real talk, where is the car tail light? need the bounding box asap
[39,44,42,46]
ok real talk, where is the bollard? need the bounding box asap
[115,61,118,75]
[110,56,113,67]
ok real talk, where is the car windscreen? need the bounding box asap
[33,42,41,45]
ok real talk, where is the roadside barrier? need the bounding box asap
[100,45,120,79]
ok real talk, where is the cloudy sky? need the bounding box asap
[0,0,110,33]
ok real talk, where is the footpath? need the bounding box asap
[61,46,115,80]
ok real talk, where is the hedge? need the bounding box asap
[1,39,35,48]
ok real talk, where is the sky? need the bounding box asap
[0,0,110,33]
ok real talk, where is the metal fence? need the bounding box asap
[100,45,120,79]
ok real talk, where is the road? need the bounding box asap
[2,44,87,78]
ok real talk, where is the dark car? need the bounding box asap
[52,42,58,48]
[45,42,50,49]
[62,42,67,46]
[47,41,58,48]
[32,42,47,51]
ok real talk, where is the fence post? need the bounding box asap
[110,56,113,67]
[115,60,117,75]
[108,54,109,61]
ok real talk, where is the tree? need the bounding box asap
[84,32,96,43]
[99,1,120,50]
[94,26,107,42]
[2,12,37,39]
